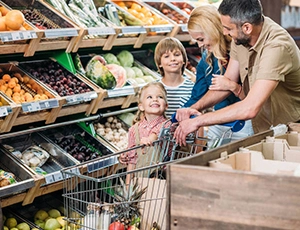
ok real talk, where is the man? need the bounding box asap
[174,0,300,146]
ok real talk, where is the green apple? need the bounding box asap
[44,218,61,230]
[34,219,45,229]
[16,222,30,230]
[34,210,49,221]
[5,217,17,229]
[48,209,61,218]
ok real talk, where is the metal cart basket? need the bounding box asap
[61,119,244,230]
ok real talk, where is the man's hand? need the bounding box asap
[176,108,201,122]
[174,117,200,146]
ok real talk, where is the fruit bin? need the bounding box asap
[0,131,78,185]
[2,207,41,230]
[143,0,191,41]
[167,127,300,229]
[0,146,35,199]
[0,1,43,56]
[1,0,81,53]
[169,1,195,17]
[16,58,100,119]
[0,63,61,132]
[109,0,177,47]
[43,0,118,52]
[0,92,19,133]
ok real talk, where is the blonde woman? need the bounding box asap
[183,5,253,143]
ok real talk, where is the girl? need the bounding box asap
[119,82,168,183]
[183,5,253,143]
[154,37,194,118]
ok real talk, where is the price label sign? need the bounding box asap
[63,168,80,179]
[22,102,41,113]
[107,87,135,98]
[0,31,38,42]
[45,29,78,38]
[87,156,118,173]
[181,24,188,32]
[66,96,77,104]
[88,27,116,36]
[0,106,9,117]
[39,99,59,109]
[121,26,146,35]
[150,26,172,33]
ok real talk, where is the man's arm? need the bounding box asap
[175,79,279,146]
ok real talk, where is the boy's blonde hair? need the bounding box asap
[188,5,232,72]
[133,82,168,125]
[154,37,188,77]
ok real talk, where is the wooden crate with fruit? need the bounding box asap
[1,0,81,53]
[0,1,44,56]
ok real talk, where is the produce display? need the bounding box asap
[21,9,59,30]
[112,1,169,26]
[145,2,188,24]
[94,116,129,150]
[19,60,93,97]
[170,2,195,15]
[0,65,54,103]
[3,214,34,230]
[0,8,28,31]
[0,169,16,187]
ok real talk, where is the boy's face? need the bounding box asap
[160,49,184,75]
[139,86,167,120]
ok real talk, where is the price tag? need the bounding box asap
[150,26,172,33]
[0,106,8,117]
[0,33,12,42]
[39,99,59,109]
[87,156,118,173]
[45,29,78,38]
[44,174,55,184]
[181,24,188,32]
[66,96,77,104]
[88,27,116,36]
[121,26,146,34]
[22,102,41,113]
[107,86,135,98]
[63,168,80,179]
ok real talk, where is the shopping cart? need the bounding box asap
[61,119,244,230]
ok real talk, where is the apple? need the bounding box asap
[109,222,125,230]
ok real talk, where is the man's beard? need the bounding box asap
[235,31,251,47]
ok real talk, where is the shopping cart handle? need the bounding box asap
[171,113,245,132]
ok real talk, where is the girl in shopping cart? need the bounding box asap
[118,82,168,185]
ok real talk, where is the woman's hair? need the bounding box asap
[218,0,263,27]
[154,37,188,77]
[133,82,168,124]
[188,5,231,72]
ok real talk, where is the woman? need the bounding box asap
[183,5,253,144]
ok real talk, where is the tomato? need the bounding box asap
[109,222,125,230]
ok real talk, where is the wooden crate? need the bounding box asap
[167,128,300,229]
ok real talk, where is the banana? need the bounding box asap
[118,11,144,26]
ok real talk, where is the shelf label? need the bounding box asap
[107,86,135,98]
[65,92,97,105]
[181,24,188,32]
[21,99,59,112]
[87,156,118,173]
[0,31,37,42]
[44,171,64,184]
[44,28,78,38]
[62,168,80,179]
[121,26,146,35]
[0,106,9,117]
[88,27,116,36]
[150,26,172,33]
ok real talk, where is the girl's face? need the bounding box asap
[139,86,167,120]
[189,30,213,52]
[160,49,184,75]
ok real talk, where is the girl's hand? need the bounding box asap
[140,137,154,146]
[118,153,129,164]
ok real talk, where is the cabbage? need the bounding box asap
[118,112,135,126]
[132,66,144,78]
[124,67,136,79]
[117,50,134,67]
[103,53,120,65]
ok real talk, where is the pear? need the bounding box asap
[34,210,49,221]
[5,217,17,229]
[44,218,61,230]
[16,222,30,230]
[48,209,61,218]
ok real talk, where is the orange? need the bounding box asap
[5,10,25,30]
[23,75,30,83]
[2,74,11,82]
[8,80,16,88]
[0,17,7,31]
[13,84,21,93]
[130,3,142,11]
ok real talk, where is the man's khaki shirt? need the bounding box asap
[231,16,300,133]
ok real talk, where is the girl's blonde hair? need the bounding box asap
[133,82,168,124]
[154,37,188,77]
[188,5,232,72]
